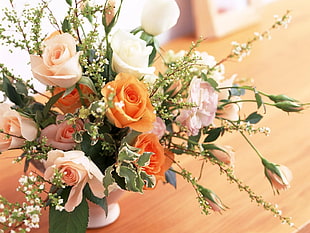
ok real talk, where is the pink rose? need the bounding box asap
[44,150,105,212]
[148,117,166,139]
[40,116,83,151]
[176,77,218,136]
[30,32,82,88]
[0,103,37,152]
[210,145,235,167]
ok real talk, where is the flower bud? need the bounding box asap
[268,94,296,103]
[262,159,292,193]
[209,145,235,167]
[103,0,120,26]
[217,96,242,121]
[274,101,303,112]
[197,185,227,212]
[141,0,180,36]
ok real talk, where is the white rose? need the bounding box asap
[111,29,155,77]
[141,0,180,36]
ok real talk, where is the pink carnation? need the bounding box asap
[149,117,166,139]
[177,77,218,136]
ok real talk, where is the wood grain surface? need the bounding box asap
[1,0,309,232]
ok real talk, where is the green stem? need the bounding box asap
[229,121,264,159]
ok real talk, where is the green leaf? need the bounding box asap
[43,91,64,118]
[140,171,155,189]
[120,130,141,146]
[188,133,201,150]
[80,133,102,157]
[206,77,219,91]
[245,112,263,124]
[65,0,72,6]
[83,184,108,215]
[201,143,222,151]
[117,163,142,192]
[62,18,71,33]
[103,166,115,196]
[49,188,88,233]
[103,133,115,145]
[2,75,24,107]
[63,85,75,98]
[204,127,224,143]
[170,148,185,155]
[78,76,97,94]
[118,145,140,162]
[15,81,28,96]
[137,152,153,167]
[255,92,263,109]
[140,31,154,44]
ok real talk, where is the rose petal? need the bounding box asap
[88,162,105,198]
[30,55,55,86]
[64,178,88,212]
[20,117,38,141]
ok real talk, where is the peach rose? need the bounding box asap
[134,133,173,182]
[40,116,83,151]
[0,103,37,152]
[101,73,156,132]
[30,32,82,88]
[44,150,105,212]
[53,84,94,114]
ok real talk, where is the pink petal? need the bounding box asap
[64,178,88,212]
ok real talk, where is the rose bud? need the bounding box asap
[209,145,235,167]
[141,0,180,36]
[274,101,304,112]
[197,184,227,213]
[262,158,293,193]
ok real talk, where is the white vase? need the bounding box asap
[87,189,124,229]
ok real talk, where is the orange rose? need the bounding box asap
[134,133,173,182]
[101,73,155,132]
[53,84,93,113]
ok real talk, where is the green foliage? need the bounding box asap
[2,75,26,107]
[83,184,107,215]
[204,127,224,143]
[245,112,263,124]
[49,188,89,233]
[254,91,263,109]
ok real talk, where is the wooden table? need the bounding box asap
[1,0,310,232]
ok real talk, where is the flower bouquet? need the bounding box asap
[0,0,308,232]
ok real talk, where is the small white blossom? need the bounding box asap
[115,101,125,109]
[0,215,6,223]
